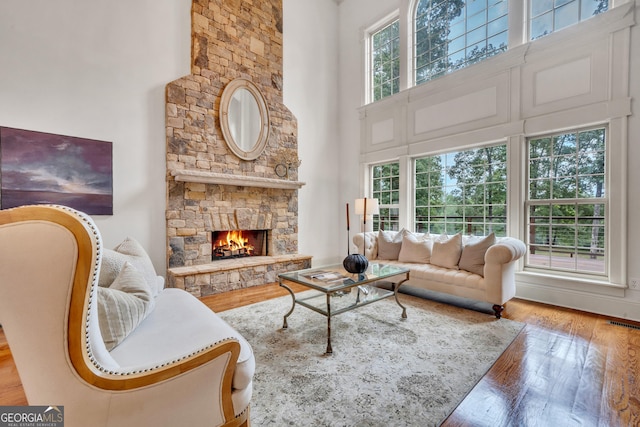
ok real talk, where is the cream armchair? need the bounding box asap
[0,205,253,427]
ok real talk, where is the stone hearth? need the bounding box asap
[168,254,311,296]
[164,0,311,297]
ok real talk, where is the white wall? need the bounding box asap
[336,0,396,239]
[0,0,345,273]
[283,0,343,266]
[0,0,191,272]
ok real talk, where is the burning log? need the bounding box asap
[212,230,255,259]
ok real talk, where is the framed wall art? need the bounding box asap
[0,127,113,215]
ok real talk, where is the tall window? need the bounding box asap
[372,162,400,231]
[414,145,507,235]
[414,0,508,85]
[526,128,606,274]
[530,0,609,40]
[371,20,400,102]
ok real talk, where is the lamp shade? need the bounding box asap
[354,198,380,215]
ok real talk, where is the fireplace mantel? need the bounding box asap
[170,169,306,190]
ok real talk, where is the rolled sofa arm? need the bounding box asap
[353,232,378,260]
[485,237,527,264]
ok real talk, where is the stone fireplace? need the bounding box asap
[164,0,311,297]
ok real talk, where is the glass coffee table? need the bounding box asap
[278,263,410,354]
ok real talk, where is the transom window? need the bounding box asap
[371,20,400,102]
[414,0,509,85]
[365,1,614,101]
[530,0,609,40]
[414,145,507,235]
[526,128,606,274]
[372,162,400,231]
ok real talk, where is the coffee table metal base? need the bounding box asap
[279,273,409,355]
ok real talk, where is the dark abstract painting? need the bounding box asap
[0,127,113,215]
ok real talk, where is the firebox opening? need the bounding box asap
[212,229,268,260]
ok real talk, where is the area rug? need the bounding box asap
[219,291,524,426]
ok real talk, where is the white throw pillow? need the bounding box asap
[430,233,463,269]
[398,232,433,263]
[99,237,163,297]
[377,229,405,260]
[458,233,495,276]
[97,262,155,351]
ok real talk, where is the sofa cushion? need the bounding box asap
[431,233,463,269]
[97,262,155,351]
[408,262,485,290]
[377,229,405,260]
[459,233,495,276]
[398,232,432,263]
[99,237,164,297]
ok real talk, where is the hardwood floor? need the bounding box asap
[1,283,638,426]
[442,298,640,427]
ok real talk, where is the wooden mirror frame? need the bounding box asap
[219,78,270,161]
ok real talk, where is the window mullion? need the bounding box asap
[509,0,526,46]
[399,0,410,92]
[398,155,411,230]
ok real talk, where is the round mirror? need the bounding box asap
[219,79,270,161]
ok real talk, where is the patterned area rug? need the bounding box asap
[219,291,524,426]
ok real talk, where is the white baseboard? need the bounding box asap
[516,282,640,323]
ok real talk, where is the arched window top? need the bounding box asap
[413,0,509,85]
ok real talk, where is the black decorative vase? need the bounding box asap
[343,253,369,275]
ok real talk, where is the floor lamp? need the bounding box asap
[355,197,379,233]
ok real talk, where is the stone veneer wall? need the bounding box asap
[165,0,310,297]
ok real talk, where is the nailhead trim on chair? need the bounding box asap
[53,205,236,377]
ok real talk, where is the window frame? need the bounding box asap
[370,161,401,231]
[413,143,509,236]
[364,11,401,105]
[524,126,608,277]
[528,0,609,41]
[412,0,510,86]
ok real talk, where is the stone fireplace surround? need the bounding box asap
[164,0,311,298]
[166,175,311,297]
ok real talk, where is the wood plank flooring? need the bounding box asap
[442,298,640,427]
[1,283,638,426]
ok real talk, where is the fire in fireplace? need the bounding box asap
[211,230,268,260]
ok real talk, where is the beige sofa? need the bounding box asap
[353,230,526,318]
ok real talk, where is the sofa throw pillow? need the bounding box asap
[430,233,463,269]
[97,262,155,351]
[398,232,433,263]
[377,229,405,260]
[99,237,163,297]
[458,233,496,276]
